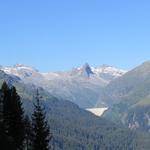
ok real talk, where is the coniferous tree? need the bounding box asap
[0,82,15,150]
[1,81,15,150]
[24,115,33,150]
[32,90,52,150]
[9,86,25,150]
[1,82,25,150]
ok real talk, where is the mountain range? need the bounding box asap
[1,62,150,149]
[0,65,142,150]
[0,63,126,108]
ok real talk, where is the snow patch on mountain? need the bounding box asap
[2,64,37,77]
[92,64,127,77]
[86,107,108,116]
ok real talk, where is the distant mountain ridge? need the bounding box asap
[0,63,127,108]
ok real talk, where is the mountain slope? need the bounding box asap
[97,61,150,105]
[99,61,150,131]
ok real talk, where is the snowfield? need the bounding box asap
[86,107,108,117]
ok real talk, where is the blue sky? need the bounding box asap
[0,0,150,71]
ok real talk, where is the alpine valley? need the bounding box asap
[1,62,150,149]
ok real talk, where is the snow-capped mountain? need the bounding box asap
[0,63,127,108]
[3,64,38,78]
[92,64,126,77]
[91,64,127,81]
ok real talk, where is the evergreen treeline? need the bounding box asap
[0,82,51,150]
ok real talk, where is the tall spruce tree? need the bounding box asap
[1,81,15,150]
[9,86,25,149]
[32,90,52,150]
[1,82,25,150]
[24,115,33,150]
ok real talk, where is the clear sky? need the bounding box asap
[0,0,150,72]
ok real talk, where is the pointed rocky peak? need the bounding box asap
[77,63,93,78]
[70,63,93,78]
[82,63,93,75]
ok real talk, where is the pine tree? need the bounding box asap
[1,82,25,150]
[9,86,25,150]
[0,82,15,150]
[24,115,33,150]
[32,90,52,150]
